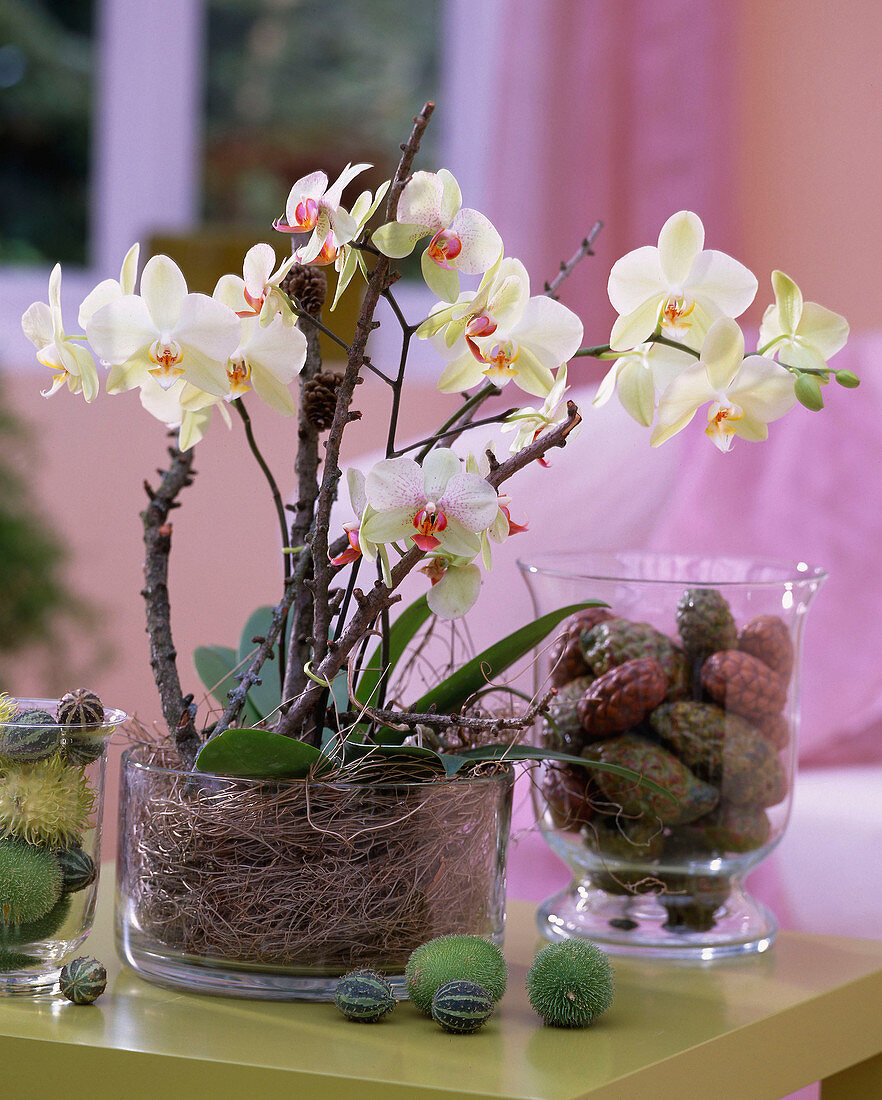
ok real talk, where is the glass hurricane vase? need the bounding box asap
[519,552,826,960]
[0,698,126,994]
[116,743,513,1000]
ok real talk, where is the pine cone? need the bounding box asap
[581,618,690,700]
[676,588,738,663]
[756,712,791,750]
[577,658,668,737]
[549,607,614,687]
[541,764,594,831]
[303,371,342,431]
[540,676,594,752]
[701,650,787,721]
[738,615,794,680]
[279,264,327,315]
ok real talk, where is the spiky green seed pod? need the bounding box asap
[333,969,395,1022]
[0,756,95,848]
[59,956,107,1004]
[0,694,17,725]
[0,710,62,763]
[0,838,62,926]
[431,979,494,1034]
[0,896,71,949]
[526,940,615,1028]
[405,934,507,1016]
[676,588,738,664]
[0,950,38,971]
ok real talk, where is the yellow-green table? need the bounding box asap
[1,874,881,1100]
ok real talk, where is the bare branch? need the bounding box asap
[544,221,604,299]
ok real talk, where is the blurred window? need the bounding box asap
[203,0,441,230]
[0,0,93,265]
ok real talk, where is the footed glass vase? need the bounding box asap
[0,697,126,994]
[519,552,826,959]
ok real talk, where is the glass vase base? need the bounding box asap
[537,880,777,961]
[117,925,413,1002]
[0,966,62,997]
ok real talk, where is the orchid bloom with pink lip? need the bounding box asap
[360,449,499,571]
[329,181,391,310]
[608,211,758,352]
[417,256,529,350]
[273,163,370,265]
[433,286,583,398]
[464,450,529,568]
[85,254,241,398]
[651,317,797,452]
[21,264,100,402]
[213,244,298,326]
[330,469,383,570]
[213,276,307,415]
[592,342,694,427]
[758,270,849,373]
[372,169,502,303]
[501,364,574,455]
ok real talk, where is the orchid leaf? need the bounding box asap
[237,606,293,722]
[195,727,327,779]
[411,601,606,715]
[441,743,677,802]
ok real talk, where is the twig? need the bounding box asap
[282,102,436,745]
[360,688,556,739]
[141,444,201,764]
[544,221,604,299]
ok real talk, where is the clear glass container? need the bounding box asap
[519,551,826,959]
[0,697,126,994]
[116,743,513,999]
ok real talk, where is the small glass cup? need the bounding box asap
[519,551,826,959]
[0,697,126,994]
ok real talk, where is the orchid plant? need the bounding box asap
[22,105,856,783]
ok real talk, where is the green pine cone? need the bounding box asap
[581,619,690,700]
[541,676,594,752]
[676,588,738,663]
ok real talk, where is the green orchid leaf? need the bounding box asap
[195,727,326,779]
[194,645,262,728]
[411,601,606,716]
[237,606,290,722]
[443,743,676,802]
[355,594,432,705]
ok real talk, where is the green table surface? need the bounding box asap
[1,871,881,1100]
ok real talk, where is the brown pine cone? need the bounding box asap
[701,650,787,721]
[541,765,594,831]
[577,658,668,738]
[279,263,327,315]
[303,370,343,431]
[738,615,794,680]
[549,607,615,687]
[755,713,791,750]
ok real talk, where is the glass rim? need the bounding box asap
[2,697,128,733]
[516,550,828,589]
[121,741,515,790]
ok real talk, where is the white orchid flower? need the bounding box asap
[501,364,574,452]
[213,277,307,415]
[21,264,99,402]
[651,318,797,452]
[86,254,241,398]
[416,256,529,348]
[361,449,499,572]
[434,291,583,397]
[593,342,694,427]
[211,244,298,328]
[372,169,502,303]
[608,211,758,352]
[139,376,231,452]
[464,449,528,569]
[329,180,391,310]
[420,554,482,620]
[758,270,849,373]
[273,163,370,264]
[78,243,140,328]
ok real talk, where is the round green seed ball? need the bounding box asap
[0,838,62,926]
[333,969,395,1022]
[526,940,615,1028]
[405,934,507,1016]
[59,955,107,1004]
[431,979,494,1034]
